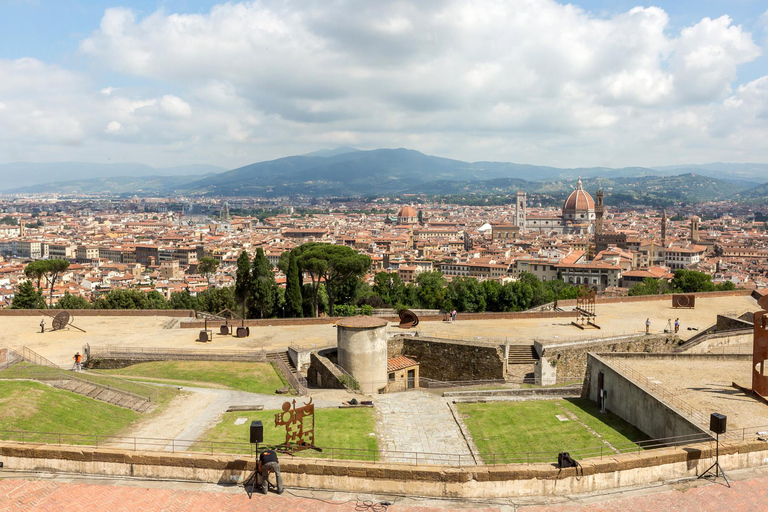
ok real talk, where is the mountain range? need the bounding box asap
[4,148,768,204]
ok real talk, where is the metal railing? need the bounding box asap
[598,356,711,429]
[267,354,307,395]
[3,425,766,467]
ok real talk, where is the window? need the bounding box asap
[388,373,395,382]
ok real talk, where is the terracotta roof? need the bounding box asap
[387,356,418,372]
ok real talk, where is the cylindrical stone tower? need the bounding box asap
[336,316,389,394]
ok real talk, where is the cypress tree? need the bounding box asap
[285,252,303,317]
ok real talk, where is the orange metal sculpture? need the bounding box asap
[752,296,768,398]
[274,398,317,453]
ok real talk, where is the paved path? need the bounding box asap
[111,386,350,452]
[3,466,768,511]
[375,391,472,465]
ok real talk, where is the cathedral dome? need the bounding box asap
[563,178,595,213]
[397,205,418,224]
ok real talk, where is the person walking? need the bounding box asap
[39,318,45,333]
[451,309,457,322]
[645,318,651,334]
[73,352,82,372]
[674,318,680,333]
[258,448,284,495]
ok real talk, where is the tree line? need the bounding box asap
[628,269,736,296]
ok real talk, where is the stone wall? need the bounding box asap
[558,288,753,307]
[582,353,707,440]
[0,309,195,317]
[306,350,346,389]
[3,439,768,498]
[716,315,753,331]
[388,335,505,381]
[536,334,678,382]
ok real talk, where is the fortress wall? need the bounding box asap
[2,440,768,498]
[389,335,505,381]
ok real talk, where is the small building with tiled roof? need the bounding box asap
[386,355,419,392]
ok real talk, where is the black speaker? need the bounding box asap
[250,420,263,443]
[710,413,727,434]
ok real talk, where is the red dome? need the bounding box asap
[563,178,595,213]
[398,206,418,218]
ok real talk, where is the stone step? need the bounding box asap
[508,345,538,364]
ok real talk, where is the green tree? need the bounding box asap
[446,276,486,312]
[250,248,276,318]
[146,290,170,309]
[628,277,672,296]
[414,271,447,310]
[302,283,328,317]
[197,286,237,314]
[481,280,503,311]
[295,243,370,317]
[715,281,736,291]
[284,252,303,318]
[372,272,407,307]
[170,290,199,310]
[671,269,715,293]
[197,257,220,287]
[24,260,47,294]
[12,280,45,309]
[234,251,252,318]
[56,292,91,309]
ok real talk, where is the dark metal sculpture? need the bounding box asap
[752,295,768,398]
[274,398,318,453]
[52,311,70,331]
[398,309,420,329]
[572,286,600,330]
[672,294,696,308]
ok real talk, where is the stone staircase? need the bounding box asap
[48,378,155,413]
[508,345,539,365]
[277,351,297,372]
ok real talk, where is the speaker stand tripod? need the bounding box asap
[698,432,730,487]
[247,442,259,499]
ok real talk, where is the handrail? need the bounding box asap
[267,353,307,395]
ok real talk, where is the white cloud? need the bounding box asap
[1,1,766,167]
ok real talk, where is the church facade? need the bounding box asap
[515,178,597,235]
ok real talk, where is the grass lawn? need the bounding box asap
[457,398,649,463]
[100,361,288,394]
[0,380,140,444]
[193,407,378,460]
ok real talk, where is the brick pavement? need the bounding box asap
[3,472,768,512]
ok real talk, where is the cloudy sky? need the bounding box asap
[2,0,768,170]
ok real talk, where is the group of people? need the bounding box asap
[645,318,681,334]
[443,309,458,322]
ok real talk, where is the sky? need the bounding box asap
[2,0,768,170]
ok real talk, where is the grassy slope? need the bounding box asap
[457,399,648,462]
[101,361,287,394]
[0,380,139,443]
[194,408,378,460]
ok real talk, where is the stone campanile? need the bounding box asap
[595,186,604,236]
[515,191,527,233]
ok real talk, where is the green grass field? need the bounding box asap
[457,398,649,463]
[193,407,378,460]
[100,361,288,394]
[0,380,140,444]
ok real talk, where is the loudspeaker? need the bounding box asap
[250,420,263,443]
[710,413,727,434]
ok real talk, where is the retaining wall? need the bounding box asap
[0,309,196,317]
[582,353,707,440]
[2,440,768,498]
[388,335,505,381]
[558,288,753,308]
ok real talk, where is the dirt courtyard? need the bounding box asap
[0,294,757,367]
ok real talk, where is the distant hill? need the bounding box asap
[0,162,225,191]
[6,174,214,195]
[3,149,766,204]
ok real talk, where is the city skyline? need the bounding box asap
[2,1,768,171]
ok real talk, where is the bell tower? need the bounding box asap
[515,191,527,234]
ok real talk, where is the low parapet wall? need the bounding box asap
[558,289,753,307]
[0,309,196,317]
[1,440,767,498]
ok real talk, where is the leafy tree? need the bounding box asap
[12,280,45,309]
[170,290,199,310]
[24,260,47,294]
[284,252,303,318]
[197,257,220,287]
[146,290,170,309]
[446,276,486,312]
[414,271,448,310]
[234,251,252,318]
[56,292,91,309]
[715,281,736,291]
[295,243,370,317]
[481,280,503,312]
[302,283,329,317]
[197,286,237,314]
[372,272,407,307]
[0,215,17,226]
[628,277,671,296]
[671,269,715,293]
[250,248,276,318]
